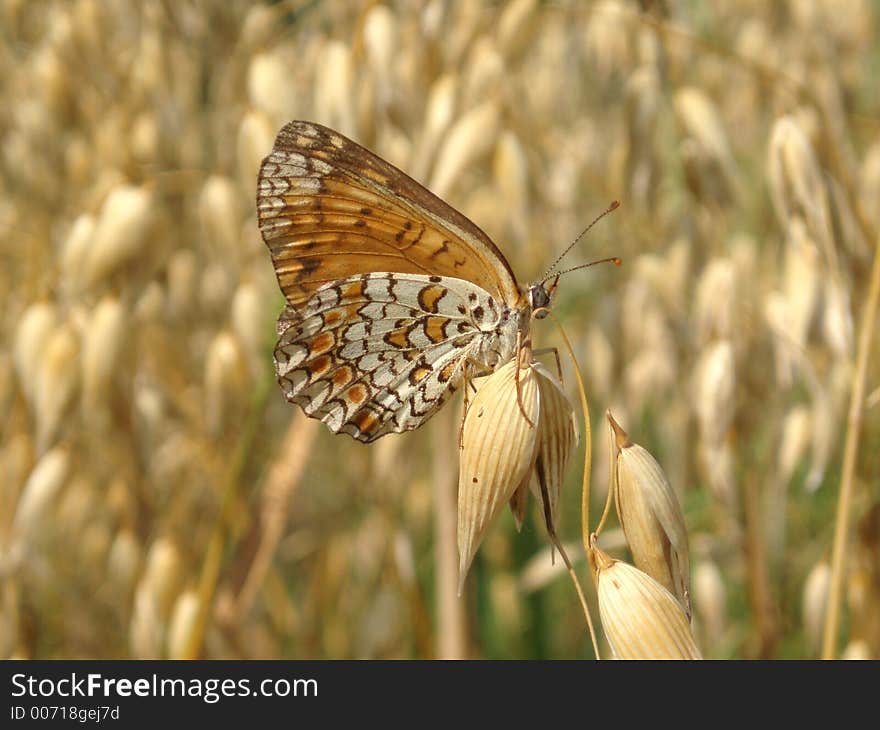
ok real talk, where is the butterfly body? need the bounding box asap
[257,121,552,442]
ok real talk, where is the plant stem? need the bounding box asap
[821,233,880,659]
[558,541,601,660]
[543,310,600,657]
[433,408,467,659]
[544,311,593,555]
[181,378,271,659]
[593,412,619,538]
[233,411,318,620]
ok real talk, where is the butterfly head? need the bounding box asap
[531,200,621,321]
[528,275,559,319]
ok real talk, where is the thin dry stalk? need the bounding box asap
[233,410,319,620]
[543,311,593,554]
[822,232,880,659]
[433,408,466,659]
[542,308,599,658]
[546,533,600,660]
[743,473,778,658]
[592,414,618,537]
[180,379,272,660]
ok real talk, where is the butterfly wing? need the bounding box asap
[274,272,517,442]
[256,120,522,309]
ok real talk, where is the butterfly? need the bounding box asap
[257,121,599,443]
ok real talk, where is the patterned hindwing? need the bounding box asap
[273,272,518,443]
[256,120,522,309]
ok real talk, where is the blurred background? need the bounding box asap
[2,0,878,659]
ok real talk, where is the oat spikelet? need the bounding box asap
[803,558,830,654]
[674,87,741,204]
[167,589,200,660]
[199,175,242,261]
[247,50,295,120]
[130,537,182,658]
[462,39,504,108]
[429,101,499,200]
[693,339,735,450]
[81,296,125,426]
[231,281,269,377]
[60,214,95,298]
[778,405,811,488]
[608,412,690,617]
[493,130,530,244]
[528,363,578,541]
[14,302,57,407]
[694,258,736,344]
[13,447,70,544]
[313,41,354,137]
[595,548,702,660]
[841,641,872,660]
[693,559,727,649]
[237,110,274,191]
[584,1,633,81]
[36,325,80,453]
[767,115,835,264]
[80,185,154,291]
[107,528,142,598]
[204,331,248,436]
[458,359,539,593]
[363,4,397,107]
[497,0,538,60]
[410,74,458,181]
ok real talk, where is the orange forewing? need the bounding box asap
[256,121,521,309]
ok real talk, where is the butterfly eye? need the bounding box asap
[529,283,552,312]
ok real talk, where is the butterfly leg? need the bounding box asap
[514,332,536,429]
[459,364,471,449]
[459,358,495,448]
[532,347,563,383]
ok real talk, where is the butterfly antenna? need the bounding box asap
[553,256,622,278]
[541,200,620,281]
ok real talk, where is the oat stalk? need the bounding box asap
[542,308,599,659]
[821,232,880,659]
[233,410,318,621]
[434,408,467,659]
[181,378,272,659]
[592,412,618,538]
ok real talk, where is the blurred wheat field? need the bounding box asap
[1,0,879,660]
